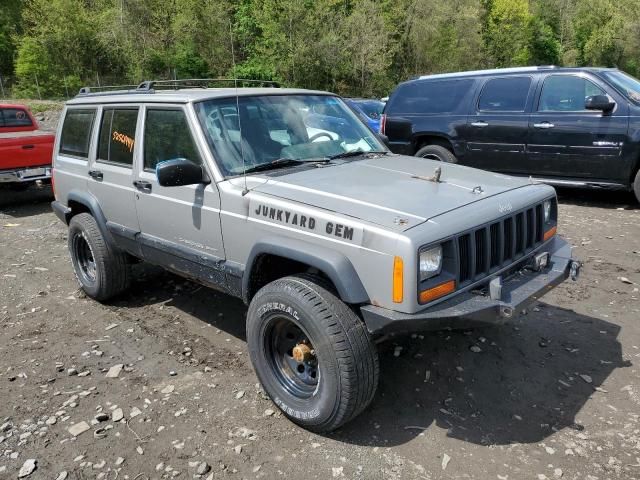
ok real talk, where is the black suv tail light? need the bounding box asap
[379,114,386,135]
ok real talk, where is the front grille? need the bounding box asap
[456,202,546,285]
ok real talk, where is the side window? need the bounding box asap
[144,109,202,171]
[59,109,96,158]
[387,79,475,114]
[97,108,138,166]
[0,108,33,127]
[538,75,606,112]
[478,76,532,112]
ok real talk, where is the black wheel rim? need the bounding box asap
[72,232,97,284]
[264,316,319,399]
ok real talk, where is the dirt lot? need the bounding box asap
[0,184,639,480]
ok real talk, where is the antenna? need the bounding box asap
[229,20,249,196]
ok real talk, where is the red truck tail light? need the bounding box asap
[379,114,386,135]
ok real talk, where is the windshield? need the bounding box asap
[352,100,385,119]
[601,70,640,104]
[194,94,385,176]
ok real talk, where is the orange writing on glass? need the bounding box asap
[112,131,135,152]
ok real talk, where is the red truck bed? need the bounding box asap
[0,104,55,183]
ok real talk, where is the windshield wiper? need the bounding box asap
[243,158,327,174]
[327,150,389,160]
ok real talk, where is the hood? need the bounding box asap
[252,155,531,230]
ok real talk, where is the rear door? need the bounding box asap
[526,73,628,179]
[463,76,535,173]
[87,105,140,243]
[133,105,226,285]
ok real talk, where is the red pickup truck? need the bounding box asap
[0,104,55,186]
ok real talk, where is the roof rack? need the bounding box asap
[76,78,280,97]
[414,65,559,81]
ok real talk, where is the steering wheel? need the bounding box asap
[309,132,335,143]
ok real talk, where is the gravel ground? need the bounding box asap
[0,184,639,480]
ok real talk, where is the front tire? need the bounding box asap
[68,213,130,301]
[633,169,640,204]
[415,144,457,163]
[247,275,379,432]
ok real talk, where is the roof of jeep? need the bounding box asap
[66,88,335,105]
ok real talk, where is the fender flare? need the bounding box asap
[412,133,462,157]
[65,190,117,248]
[243,237,369,305]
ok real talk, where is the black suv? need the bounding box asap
[381,66,640,202]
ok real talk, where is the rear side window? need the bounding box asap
[59,109,96,158]
[478,76,532,112]
[97,108,139,166]
[387,79,474,114]
[0,108,33,127]
[144,109,202,171]
[538,75,606,112]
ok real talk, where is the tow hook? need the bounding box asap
[570,261,581,281]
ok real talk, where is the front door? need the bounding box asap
[134,105,226,288]
[464,76,534,173]
[527,73,628,179]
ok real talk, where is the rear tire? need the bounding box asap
[633,169,640,204]
[415,144,457,163]
[68,213,130,301]
[247,275,379,432]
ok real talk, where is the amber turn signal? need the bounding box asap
[419,279,456,304]
[543,225,557,242]
[393,256,404,303]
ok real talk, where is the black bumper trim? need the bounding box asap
[361,236,576,334]
[51,201,71,224]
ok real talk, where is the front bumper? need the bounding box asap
[0,166,52,183]
[360,236,579,334]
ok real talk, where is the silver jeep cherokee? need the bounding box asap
[51,80,580,432]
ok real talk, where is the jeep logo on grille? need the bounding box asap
[498,202,513,213]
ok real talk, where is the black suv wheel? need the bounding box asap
[634,169,640,203]
[68,213,130,301]
[247,275,379,432]
[415,144,457,163]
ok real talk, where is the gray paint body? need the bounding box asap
[53,88,568,324]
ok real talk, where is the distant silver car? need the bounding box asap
[51,80,580,432]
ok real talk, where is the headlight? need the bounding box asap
[543,200,552,224]
[419,245,442,281]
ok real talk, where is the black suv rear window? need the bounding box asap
[0,108,33,128]
[387,79,474,114]
[59,109,96,158]
[478,76,532,112]
[97,108,138,166]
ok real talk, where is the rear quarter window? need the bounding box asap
[386,79,475,114]
[59,109,96,158]
[0,108,33,128]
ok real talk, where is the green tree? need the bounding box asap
[482,0,532,66]
[0,0,23,76]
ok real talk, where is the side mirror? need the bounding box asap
[585,95,615,113]
[156,158,207,187]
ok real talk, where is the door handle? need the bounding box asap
[88,169,103,180]
[133,180,152,193]
[533,122,555,129]
[471,121,489,127]
[22,144,35,150]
